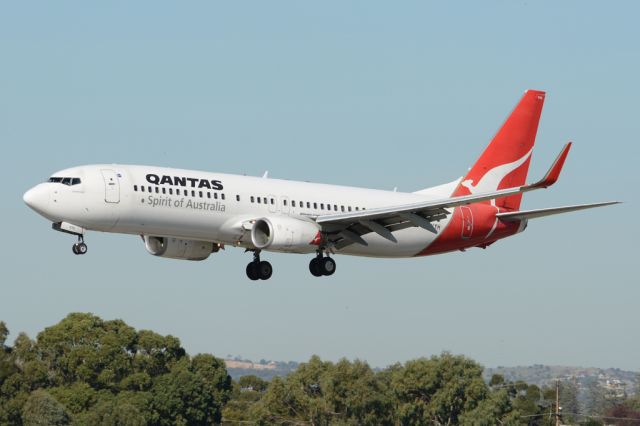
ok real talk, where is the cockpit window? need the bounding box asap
[48,177,81,186]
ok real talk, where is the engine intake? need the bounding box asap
[143,236,218,261]
[251,216,320,252]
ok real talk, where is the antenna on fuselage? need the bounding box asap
[262,171,269,178]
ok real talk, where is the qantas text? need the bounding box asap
[146,174,223,190]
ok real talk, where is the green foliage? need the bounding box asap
[0,313,231,425]
[238,374,269,392]
[22,389,71,426]
[6,314,639,425]
[0,321,8,347]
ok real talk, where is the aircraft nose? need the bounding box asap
[23,184,50,215]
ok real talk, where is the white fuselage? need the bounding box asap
[25,164,458,258]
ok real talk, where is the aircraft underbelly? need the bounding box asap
[337,227,437,258]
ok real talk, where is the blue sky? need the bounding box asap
[1,1,638,371]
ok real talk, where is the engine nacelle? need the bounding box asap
[251,216,320,252]
[143,236,218,261]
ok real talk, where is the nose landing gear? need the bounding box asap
[246,250,272,281]
[72,235,88,255]
[309,251,336,277]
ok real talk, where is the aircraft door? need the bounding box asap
[460,206,473,239]
[101,169,120,203]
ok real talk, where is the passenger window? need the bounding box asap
[270,198,275,205]
[320,203,324,210]
[283,199,287,206]
[236,195,240,202]
[314,202,317,209]
[221,193,225,200]
[162,188,166,194]
[250,196,255,203]
[341,206,344,212]
[348,206,352,212]
[141,186,145,192]
[355,207,359,211]
[191,190,195,197]
[257,197,261,204]
[334,205,338,211]
[134,185,138,192]
[169,188,173,195]
[199,191,203,198]
[307,202,311,208]
[154,187,158,193]
[148,186,152,192]
[207,192,211,199]
[263,197,267,204]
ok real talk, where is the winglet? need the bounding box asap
[527,142,572,189]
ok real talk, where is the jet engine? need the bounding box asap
[251,216,320,252]
[143,236,219,261]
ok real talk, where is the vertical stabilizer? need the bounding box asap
[452,90,545,210]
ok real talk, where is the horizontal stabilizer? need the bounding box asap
[496,201,620,222]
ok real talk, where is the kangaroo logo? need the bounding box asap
[461,149,532,205]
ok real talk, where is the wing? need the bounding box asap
[315,143,572,248]
[495,201,620,221]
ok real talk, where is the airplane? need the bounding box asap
[23,90,619,280]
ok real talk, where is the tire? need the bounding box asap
[309,258,322,277]
[77,243,88,255]
[320,257,336,276]
[246,262,259,281]
[258,261,273,280]
[72,244,79,255]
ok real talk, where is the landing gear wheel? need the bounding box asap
[76,242,88,255]
[246,262,259,281]
[309,257,323,277]
[319,257,336,276]
[72,242,87,255]
[245,250,273,281]
[258,261,273,280]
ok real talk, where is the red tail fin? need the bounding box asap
[452,90,545,210]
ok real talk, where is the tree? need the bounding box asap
[0,322,17,386]
[21,389,71,426]
[389,353,488,425]
[250,355,393,425]
[605,404,640,425]
[150,359,226,425]
[0,313,231,425]
[0,321,8,347]
[238,374,269,392]
[559,380,580,423]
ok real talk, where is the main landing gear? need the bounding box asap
[72,235,88,255]
[246,250,273,281]
[309,251,336,277]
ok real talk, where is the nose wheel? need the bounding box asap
[309,252,336,277]
[246,251,272,281]
[72,236,87,255]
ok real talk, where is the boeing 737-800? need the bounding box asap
[23,90,618,280]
